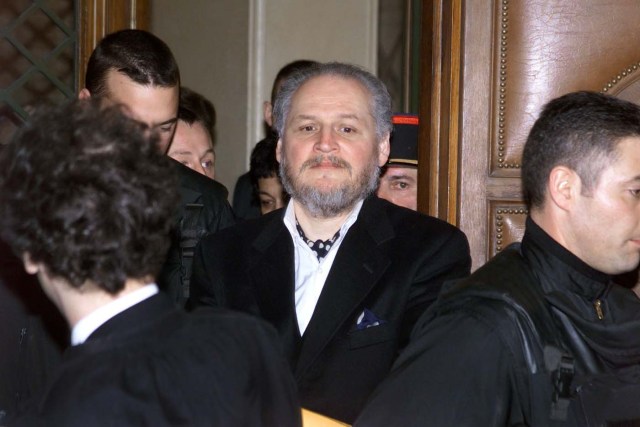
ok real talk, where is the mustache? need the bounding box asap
[300,155,352,172]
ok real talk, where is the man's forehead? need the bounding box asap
[606,136,640,177]
[288,93,375,130]
[293,75,371,107]
[383,166,418,178]
[174,121,213,148]
[102,70,178,126]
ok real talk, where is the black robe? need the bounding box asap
[12,293,301,427]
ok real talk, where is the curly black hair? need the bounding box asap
[0,99,180,294]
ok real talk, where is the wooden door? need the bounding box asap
[420,0,640,270]
[78,0,149,90]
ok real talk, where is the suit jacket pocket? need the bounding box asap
[349,323,395,350]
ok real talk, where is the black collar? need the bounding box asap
[524,217,610,285]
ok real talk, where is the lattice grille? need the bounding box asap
[0,0,76,144]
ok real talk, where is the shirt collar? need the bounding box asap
[283,199,364,242]
[71,283,158,346]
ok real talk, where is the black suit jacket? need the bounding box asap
[190,196,471,423]
[12,293,301,427]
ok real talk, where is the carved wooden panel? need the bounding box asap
[487,201,527,257]
[489,0,640,177]
[422,0,640,270]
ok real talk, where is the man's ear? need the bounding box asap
[378,133,390,167]
[22,253,39,275]
[78,88,91,100]
[548,166,580,211]
[263,101,273,127]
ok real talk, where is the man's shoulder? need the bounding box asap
[366,196,460,230]
[23,308,283,426]
[171,160,236,230]
[423,246,553,354]
[63,306,278,374]
[438,245,534,304]
[362,197,468,250]
[188,306,279,340]
[202,207,283,243]
[173,159,229,200]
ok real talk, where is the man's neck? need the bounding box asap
[59,278,151,328]
[293,200,355,241]
[529,208,568,250]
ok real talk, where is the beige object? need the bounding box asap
[301,408,350,426]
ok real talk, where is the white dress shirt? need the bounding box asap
[283,200,363,335]
[71,283,159,346]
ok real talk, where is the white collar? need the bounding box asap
[71,284,158,346]
[283,199,364,241]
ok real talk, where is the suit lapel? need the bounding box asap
[248,213,301,366]
[294,198,394,378]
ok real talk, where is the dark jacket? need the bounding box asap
[174,160,235,232]
[355,217,640,427]
[158,160,236,307]
[12,293,301,427]
[190,195,471,423]
[0,238,67,425]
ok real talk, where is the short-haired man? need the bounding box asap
[355,91,640,427]
[190,62,471,423]
[169,86,217,180]
[80,29,235,307]
[377,113,419,210]
[0,100,300,426]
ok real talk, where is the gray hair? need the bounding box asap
[272,62,393,141]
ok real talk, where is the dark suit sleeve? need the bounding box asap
[400,227,471,345]
[354,311,522,427]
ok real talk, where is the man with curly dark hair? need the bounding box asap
[0,99,300,426]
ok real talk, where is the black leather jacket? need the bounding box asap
[157,161,236,307]
[355,218,640,427]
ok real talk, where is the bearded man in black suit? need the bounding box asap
[189,61,471,423]
[0,100,300,426]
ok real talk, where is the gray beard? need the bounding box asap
[279,153,380,218]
